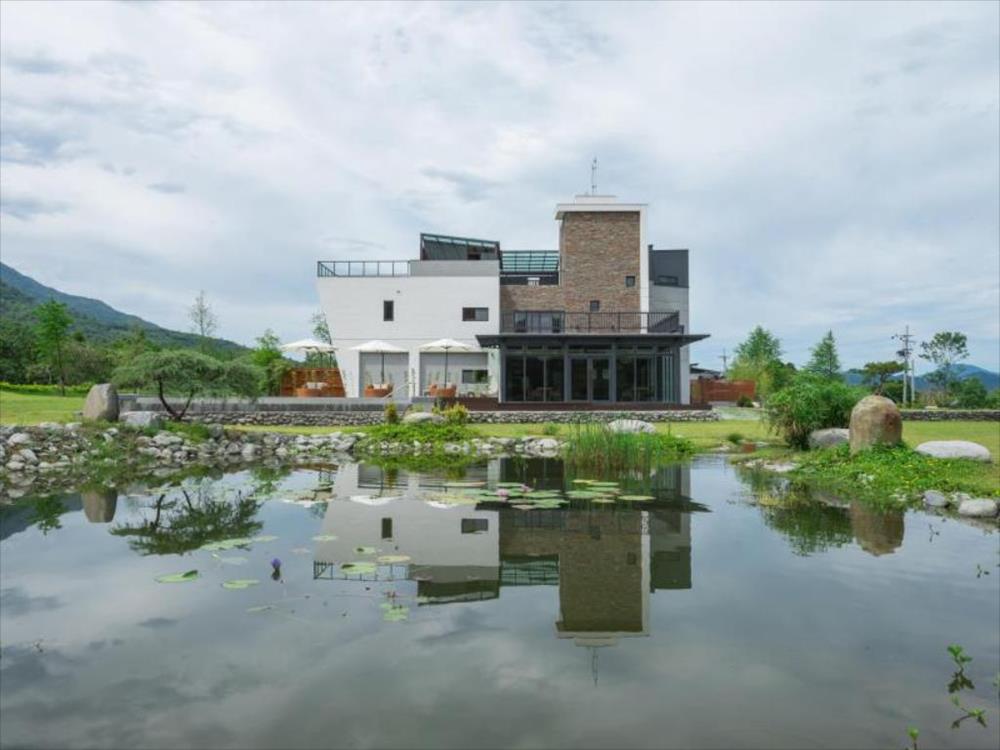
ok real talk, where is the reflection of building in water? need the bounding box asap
[849,502,904,556]
[316,462,695,645]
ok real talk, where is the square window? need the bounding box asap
[462,307,489,322]
[381,518,393,539]
[625,275,636,288]
[383,300,394,321]
[589,300,600,312]
[461,369,489,384]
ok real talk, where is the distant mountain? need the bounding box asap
[845,363,999,391]
[0,262,245,353]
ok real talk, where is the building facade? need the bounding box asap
[316,195,708,403]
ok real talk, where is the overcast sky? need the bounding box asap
[1,1,997,372]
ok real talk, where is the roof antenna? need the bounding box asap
[590,157,598,195]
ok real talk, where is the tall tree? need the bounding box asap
[729,326,785,397]
[919,331,969,395]
[188,291,218,352]
[805,330,841,380]
[859,360,904,395]
[33,300,73,394]
[310,310,335,367]
[249,329,289,395]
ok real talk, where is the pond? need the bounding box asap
[1,456,997,749]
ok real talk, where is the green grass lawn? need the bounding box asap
[0,391,84,425]
[2,390,997,457]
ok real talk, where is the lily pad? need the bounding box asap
[155,570,199,584]
[312,534,338,542]
[381,604,409,622]
[354,546,377,555]
[618,495,655,501]
[221,579,260,590]
[512,504,536,510]
[200,537,253,551]
[377,554,411,564]
[591,497,617,504]
[246,604,275,613]
[252,535,279,543]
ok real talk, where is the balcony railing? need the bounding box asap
[500,311,682,334]
[317,260,411,277]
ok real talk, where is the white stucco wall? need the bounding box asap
[316,261,500,397]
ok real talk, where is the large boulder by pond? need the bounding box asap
[82,383,119,422]
[402,411,444,425]
[607,419,655,434]
[849,395,901,455]
[914,441,992,463]
[808,428,849,450]
[119,411,163,430]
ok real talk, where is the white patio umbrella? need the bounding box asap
[351,340,407,383]
[279,338,336,355]
[419,338,474,386]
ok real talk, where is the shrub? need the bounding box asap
[442,403,469,425]
[564,423,694,472]
[384,401,399,424]
[541,423,560,436]
[726,431,744,445]
[0,382,93,396]
[736,394,754,408]
[764,374,864,449]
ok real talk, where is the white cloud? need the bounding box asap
[0,0,996,370]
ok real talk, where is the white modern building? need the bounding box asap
[316,197,709,404]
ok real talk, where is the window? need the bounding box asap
[589,300,600,312]
[461,369,489,385]
[383,300,394,321]
[625,275,636,288]
[461,518,489,534]
[462,307,489,322]
[527,276,540,287]
[655,274,679,286]
[381,518,393,539]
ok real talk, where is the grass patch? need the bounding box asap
[0,390,84,425]
[788,443,999,502]
[563,423,694,472]
[359,421,474,444]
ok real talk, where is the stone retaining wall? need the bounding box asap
[188,410,720,426]
[900,410,1000,422]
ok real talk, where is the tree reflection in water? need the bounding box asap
[111,482,263,555]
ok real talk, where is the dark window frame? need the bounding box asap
[625,275,636,288]
[589,300,601,312]
[461,307,489,322]
[383,300,394,321]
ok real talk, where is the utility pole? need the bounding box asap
[590,158,598,195]
[892,326,915,406]
[720,349,728,377]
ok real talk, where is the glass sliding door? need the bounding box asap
[591,358,610,401]
[570,358,588,401]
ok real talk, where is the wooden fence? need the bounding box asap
[280,368,346,397]
[690,378,756,404]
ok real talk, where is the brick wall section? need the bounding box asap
[501,210,641,314]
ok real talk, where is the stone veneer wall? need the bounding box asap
[500,210,641,314]
[187,410,721,427]
[899,410,1000,422]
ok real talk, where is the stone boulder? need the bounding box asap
[956,498,998,518]
[808,428,849,450]
[402,411,444,425]
[82,488,118,523]
[82,384,119,422]
[607,419,656,434]
[914,441,992,463]
[849,395,901,455]
[120,411,164,430]
[922,490,950,508]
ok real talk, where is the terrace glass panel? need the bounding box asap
[545,357,564,401]
[505,356,525,401]
[525,357,545,402]
[616,357,636,401]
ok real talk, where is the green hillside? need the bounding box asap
[0,262,245,353]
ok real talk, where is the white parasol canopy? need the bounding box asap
[279,338,336,354]
[419,338,474,386]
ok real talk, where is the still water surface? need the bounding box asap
[1,456,998,749]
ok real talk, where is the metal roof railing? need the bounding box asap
[317,260,411,277]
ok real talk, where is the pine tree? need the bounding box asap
[805,330,841,380]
